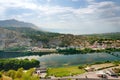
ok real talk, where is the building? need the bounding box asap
[84,66,95,72]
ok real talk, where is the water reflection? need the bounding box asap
[38,53,120,67]
[0,52,120,67]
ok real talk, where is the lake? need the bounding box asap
[0,52,120,67]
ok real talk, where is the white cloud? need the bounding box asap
[86,0,95,4]
[0,6,5,15]
[0,0,118,17]
[71,0,80,2]
[47,0,51,2]
[0,0,38,10]
[0,0,120,34]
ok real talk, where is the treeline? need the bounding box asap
[0,59,40,71]
[57,48,120,54]
[57,48,103,54]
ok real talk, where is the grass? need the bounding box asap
[47,66,86,77]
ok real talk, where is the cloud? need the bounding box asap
[71,0,80,2]
[0,6,5,15]
[0,0,120,34]
[0,0,119,17]
[86,0,95,4]
[47,0,51,2]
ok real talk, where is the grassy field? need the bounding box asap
[47,66,86,77]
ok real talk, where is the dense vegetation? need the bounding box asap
[57,48,120,54]
[0,59,40,71]
[5,46,27,51]
[0,68,39,80]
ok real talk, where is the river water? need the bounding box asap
[0,52,120,67]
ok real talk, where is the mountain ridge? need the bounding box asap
[0,19,38,29]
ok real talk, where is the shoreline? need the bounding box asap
[1,47,120,54]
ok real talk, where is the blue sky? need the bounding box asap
[0,0,120,34]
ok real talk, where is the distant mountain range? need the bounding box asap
[0,19,120,51]
[0,19,37,28]
[0,19,42,36]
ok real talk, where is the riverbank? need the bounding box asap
[1,47,120,54]
[57,48,120,54]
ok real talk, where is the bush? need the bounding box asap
[78,65,84,69]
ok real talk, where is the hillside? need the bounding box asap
[0,19,120,51]
[0,28,30,50]
[85,32,120,40]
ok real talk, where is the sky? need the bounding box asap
[0,0,120,34]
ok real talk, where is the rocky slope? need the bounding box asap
[0,28,31,50]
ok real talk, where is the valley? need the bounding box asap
[0,19,120,80]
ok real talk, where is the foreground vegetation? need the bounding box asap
[0,58,40,80]
[47,66,85,77]
[0,59,40,71]
[0,68,39,80]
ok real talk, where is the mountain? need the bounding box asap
[0,28,31,50]
[0,19,120,51]
[0,19,62,49]
[0,19,38,29]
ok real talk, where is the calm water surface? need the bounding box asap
[0,52,120,67]
[38,53,120,67]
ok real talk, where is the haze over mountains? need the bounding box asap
[0,19,37,28]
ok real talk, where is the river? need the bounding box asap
[0,52,120,67]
